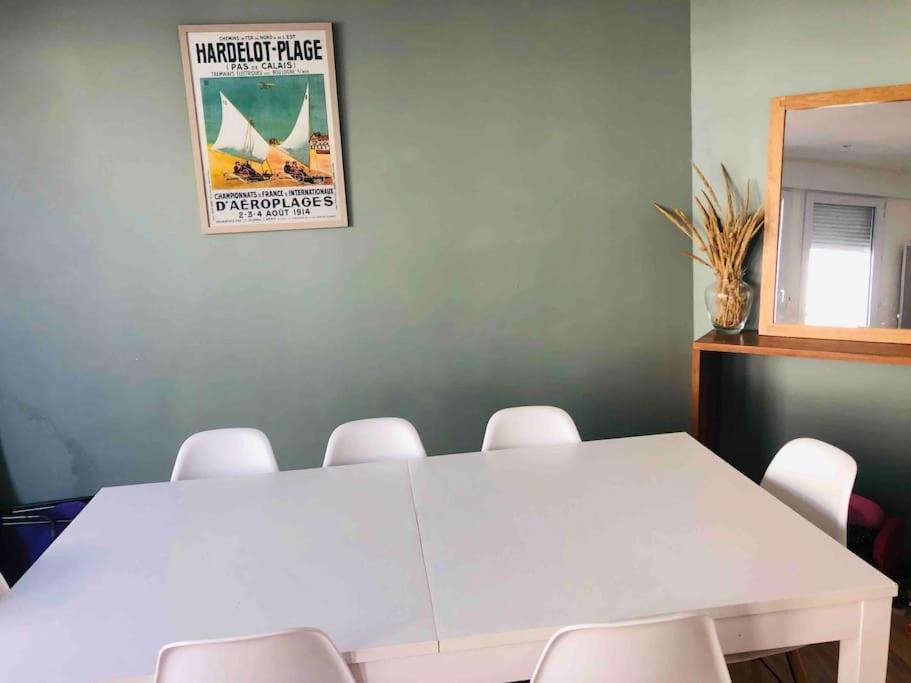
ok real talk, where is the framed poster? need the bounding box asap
[178,23,348,234]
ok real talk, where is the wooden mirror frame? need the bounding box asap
[759,82,911,343]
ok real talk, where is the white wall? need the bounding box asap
[775,188,805,323]
[878,199,911,327]
[782,159,911,200]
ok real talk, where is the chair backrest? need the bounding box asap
[761,437,857,546]
[323,418,426,467]
[155,628,355,683]
[171,428,279,482]
[531,615,730,683]
[481,406,581,451]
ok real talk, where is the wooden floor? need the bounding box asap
[729,609,911,682]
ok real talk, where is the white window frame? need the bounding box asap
[798,191,887,326]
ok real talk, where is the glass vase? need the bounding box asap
[704,277,753,334]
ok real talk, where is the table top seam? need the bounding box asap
[406,460,441,655]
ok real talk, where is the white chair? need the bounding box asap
[761,437,857,546]
[531,615,731,683]
[726,438,857,678]
[154,627,355,683]
[481,406,581,451]
[323,417,426,467]
[0,570,8,598]
[171,428,279,482]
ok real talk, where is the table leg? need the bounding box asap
[837,598,891,683]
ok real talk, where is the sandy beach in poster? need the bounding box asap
[208,146,333,190]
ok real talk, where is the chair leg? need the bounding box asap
[759,657,785,683]
[785,650,809,683]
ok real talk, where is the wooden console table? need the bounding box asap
[692,331,911,449]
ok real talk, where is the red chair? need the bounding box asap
[848,493,903,578]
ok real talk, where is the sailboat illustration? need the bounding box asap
[212,92,273,181]
[278,85,331,184]
[279,84,311,164]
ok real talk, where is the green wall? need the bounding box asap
[691,0,911,557]
[0,0,692,503]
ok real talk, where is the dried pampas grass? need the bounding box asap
[654,164,765,328]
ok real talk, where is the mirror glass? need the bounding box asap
[774,100,911,328]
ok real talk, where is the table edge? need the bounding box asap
[433,585,898,653]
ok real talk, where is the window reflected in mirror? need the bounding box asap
[774,100,911,329]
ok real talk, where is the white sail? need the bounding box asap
[212,92,269,162]
[279,85,311,163]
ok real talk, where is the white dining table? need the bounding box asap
[0,433,896,682]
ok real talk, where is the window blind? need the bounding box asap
[811,202,875,251]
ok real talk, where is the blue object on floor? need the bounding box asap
[0,497,90,585]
